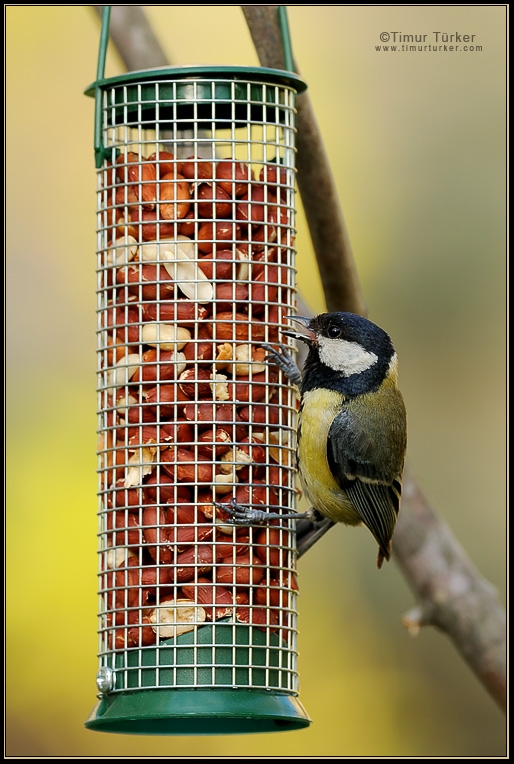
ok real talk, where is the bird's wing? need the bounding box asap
[327,408,401,565]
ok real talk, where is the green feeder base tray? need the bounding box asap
[85,687,311,735]
[85,623,311,735]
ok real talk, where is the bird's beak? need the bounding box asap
[282,315,317,345]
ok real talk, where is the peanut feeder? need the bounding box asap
[84,6,310,735]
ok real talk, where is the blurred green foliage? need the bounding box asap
[6,5,506,757]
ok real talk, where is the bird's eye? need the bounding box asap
[327,324,342,338]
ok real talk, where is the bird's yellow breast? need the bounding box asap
[297,388,361,525]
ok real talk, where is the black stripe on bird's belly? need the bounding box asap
[297,389,363,525]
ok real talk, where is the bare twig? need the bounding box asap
[241,5,367,316]
[396,467,507,709]
[88,4,506,713]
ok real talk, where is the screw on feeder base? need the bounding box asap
[96,666,115,695]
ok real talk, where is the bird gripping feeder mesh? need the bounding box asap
[84,6,310,735]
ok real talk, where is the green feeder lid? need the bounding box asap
[84,64,308,98]
[85,66,307,130]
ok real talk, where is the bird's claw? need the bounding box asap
[262,342,302,387]
[213,498,276,526]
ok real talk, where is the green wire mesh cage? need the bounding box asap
[84,6,310,735]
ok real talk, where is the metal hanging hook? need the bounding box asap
[94,5,111,168]
[278,6,295,73]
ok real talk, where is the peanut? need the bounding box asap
[115,151,157,209]
[147,150,176,178]
[161,446,214,483]
[141,505,173,564]
[178,367,214,399]
[117,262,175,301]
[181,580,234,621]
[215,159,251,197]
[178,156,214,182]
[216,553,264,586]
[141,322,191,351]
[142,301,209,325]
[208,312,267,342]
[148,598,207,638]
[173,545,215,583]
[159,174,191,221]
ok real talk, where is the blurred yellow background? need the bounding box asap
[6,5,506,757]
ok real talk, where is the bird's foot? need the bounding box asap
[214,498,316,526]
[262,343,302,388]
[214,498,276,526]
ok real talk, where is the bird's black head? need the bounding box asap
[285,312,397,396]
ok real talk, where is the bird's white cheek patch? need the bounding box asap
[318,337,378,375]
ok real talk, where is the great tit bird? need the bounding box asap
[222,311,407,569]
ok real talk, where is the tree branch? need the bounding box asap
[88,4,506,713]
[241,5,367,316]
